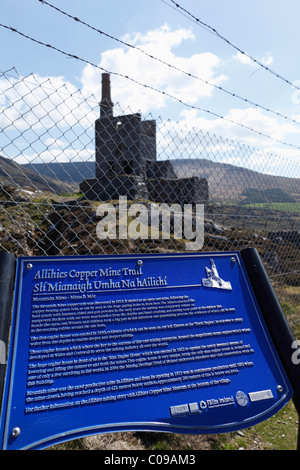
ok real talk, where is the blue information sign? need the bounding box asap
[0,252,293,449]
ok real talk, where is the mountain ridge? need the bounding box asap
[22,158,299,203]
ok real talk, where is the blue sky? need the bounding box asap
[1,0,300,174]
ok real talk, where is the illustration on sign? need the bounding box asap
[202,258,232,291]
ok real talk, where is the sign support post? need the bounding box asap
[241,247,300,449]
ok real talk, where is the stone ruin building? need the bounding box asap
[80,73,208,205]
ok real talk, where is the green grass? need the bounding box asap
[244,202,300,212]
[236,400,299,450]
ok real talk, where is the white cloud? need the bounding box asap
[1,25,299,178]
[157,107,300,176]
[45,137,68,148]
[14,147,94,164]
[233,52,252,66]
[0,73,97,131]
[122,23,195,50]
[179,107,300,148]
[233,51,273,67]
[80,24,227,113]
[0,73,97,164]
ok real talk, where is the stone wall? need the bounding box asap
[147,176,209,205]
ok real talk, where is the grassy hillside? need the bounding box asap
[172,159,300,204]
[0,155,75,193]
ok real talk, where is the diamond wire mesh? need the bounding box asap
[0,68,299,335]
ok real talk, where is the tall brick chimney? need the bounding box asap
[100,73,113,118]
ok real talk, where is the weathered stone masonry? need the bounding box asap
[80,73,208,204]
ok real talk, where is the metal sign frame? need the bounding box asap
[0,249,299,450]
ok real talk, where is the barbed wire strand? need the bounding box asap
[2,22,300,152]
[166,0,300,92]
[2,66,300,173]
[37,0,300,128]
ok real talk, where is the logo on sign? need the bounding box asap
[202,259,232,291]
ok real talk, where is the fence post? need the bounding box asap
[0,252,15,412]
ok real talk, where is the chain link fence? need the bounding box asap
[0,68,299,335]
